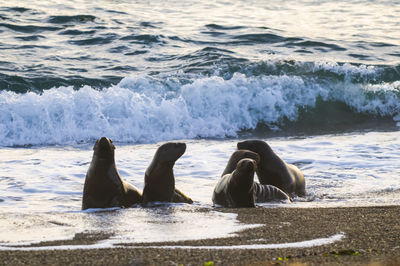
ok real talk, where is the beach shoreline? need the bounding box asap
[1,206,399,265]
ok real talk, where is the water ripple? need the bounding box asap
[15,35,45,41]
[120,34,165,44]
[233,33,289,44]
[0,23,61,33]
[288,40,347,51]
[69,34,118,46]
[47,15,96,24]
[205,24,246,30]
[59,29,96,35]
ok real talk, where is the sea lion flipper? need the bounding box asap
[173,188,193,204]
[122,181,143,207]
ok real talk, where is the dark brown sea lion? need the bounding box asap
[221,150,260,177]
[82,137,142,210]
[213,158,290,208]
[222,151,291,203]
[142,142,193,205]
[237,140,306,196]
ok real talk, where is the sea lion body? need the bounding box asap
[82,137,142,210]
[213,158,290,207]
[213,159,257,208]
[237,140,306,196]
[219,151,291,204]
[142,142,193,205]
[253,182,291,202]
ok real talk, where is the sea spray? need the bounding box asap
[0,62,399,146]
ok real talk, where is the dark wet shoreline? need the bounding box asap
[1,206,399,265]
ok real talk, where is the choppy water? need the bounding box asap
[0,0,399,249]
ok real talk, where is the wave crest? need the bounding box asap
[0,62,399,146]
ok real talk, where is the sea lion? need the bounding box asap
[82,137,142,210]
[221,150,260,177]
[213,158,290,208]
[222,151,291,203]
[237,140,306,196]
[142,142,193,205]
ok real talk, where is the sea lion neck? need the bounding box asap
[231,169,254,191]
[92,152,115,167]
[146,159,175,177]
[234,159,256,190]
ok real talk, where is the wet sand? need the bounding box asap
[1,206,400,265]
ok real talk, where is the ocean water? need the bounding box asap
[0,0,399,249]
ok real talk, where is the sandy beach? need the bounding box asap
[1,206,399,265]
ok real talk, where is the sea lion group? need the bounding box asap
[82,137,305,210]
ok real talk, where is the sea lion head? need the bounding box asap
[93,137,115,160]
[232,158,257,188]
[237,140,272,158]
[236,150,260,165]
[221,150,260,177]
[154,142,186,164]
[236,158,257,174]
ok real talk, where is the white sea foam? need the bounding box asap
[139,233,345,250]
[0,65,398,146]
[0,233,345,251]
[0,242,114,251]
[311,61,378,79]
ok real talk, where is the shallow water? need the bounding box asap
[1,132,399,247]
[0,206,259,245]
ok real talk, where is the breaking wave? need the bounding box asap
[0,61,399,146]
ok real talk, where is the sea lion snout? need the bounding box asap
[160,142,186,151]
[97,137,115,149]
[175,142,186,153]
[237,141,246,150]
[238,158,256,172]
[98,136,110,146]
[170,142,186,158]
[175,142,186,148]
[92,137,116,160]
